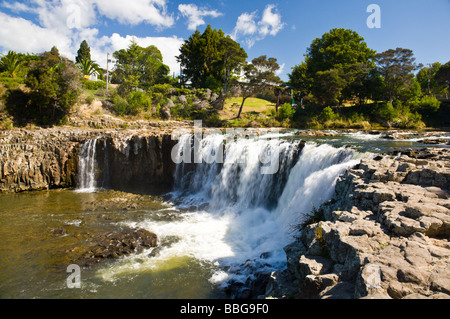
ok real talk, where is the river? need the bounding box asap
[0,130,448,298]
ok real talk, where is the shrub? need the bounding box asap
[319,106,338,122]
[372,102,397,123]
[418,96,440,113]
[276,103,295,121]
[113,95,128,116]
[127,91,152,115]
[82,80,106,90]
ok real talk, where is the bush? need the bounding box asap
[14,48,83,126]
[372,102,397,123]
[319,106,338,122]
[127,91,152,115]
[418,96,440,113]
[82,80,106,90]
[276,103,295,121]
[113,95,128,116]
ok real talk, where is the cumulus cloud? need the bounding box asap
[94,0,174,28]
[0,0,183,74]
[232,4,285,48]
[178,3,223,31]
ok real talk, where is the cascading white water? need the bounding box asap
[96,133,367,287]
[153,134,362,284]
[77,136,101,193]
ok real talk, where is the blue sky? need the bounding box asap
[1,0,449,81]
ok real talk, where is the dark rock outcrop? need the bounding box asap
[77,228,158,266]
[0,127,182,194]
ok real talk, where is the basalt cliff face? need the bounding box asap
[268,148,450,299]
[0,127,183,194]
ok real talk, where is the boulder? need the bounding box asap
[78,228,158,266]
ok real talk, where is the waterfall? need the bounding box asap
[77,136,101,193]
[172,133,301,210]
[94,132,366,288]
[167,134,362,282]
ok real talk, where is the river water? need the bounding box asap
[0,130,448,299]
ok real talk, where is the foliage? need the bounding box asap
[435,61,450,90]
[237,55,281,118]
[311,69,346,106]
[77,58,101,77]
[375,48,421,102]
[0,51,24,78]
[113,91,152,116]
[276,103,295,122]
[82,80,106,90]
[76,40,91,64]
[291,28,376,107]
[416,62,446,94]
[418,95,441,113]
[7,47,82,125]
[113,40,170,95]
[319,106,338,122]
[177,25,247,94]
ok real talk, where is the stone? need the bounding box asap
[298,255,333,278]
[78,228,158,266]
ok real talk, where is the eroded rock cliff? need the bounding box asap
[0,127,181,193]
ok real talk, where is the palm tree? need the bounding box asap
[0,51,23,78]
[76,58,101,77]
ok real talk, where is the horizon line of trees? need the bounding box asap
[1,25,449,127]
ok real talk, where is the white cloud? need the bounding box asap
[0,0,183,74]
[94,0,174,28]
[0,11,73,56]
[232,4,285,48]
[1,0,175,30]
[178,3,222,31]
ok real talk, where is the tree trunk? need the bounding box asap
[237,97,247,119]
[276,94,280,112]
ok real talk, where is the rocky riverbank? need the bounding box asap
[265,147,450,299]
[0,125,191,193]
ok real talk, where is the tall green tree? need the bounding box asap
[76,40,91,64]
[416,62,446,95]
[375,48,421,103]
[435,61,450,92]
[177,25,247,92]
[289,28,376,106]
[237,56,281,119]
[0,51,24,78]
[311,69,347,107]
[113,40,170,95]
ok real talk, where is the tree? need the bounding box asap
[289,28,376,106]
[218,35,248,96]
[416,62,447,95]
[0,51,24,78]
[23,47,82,124]
[311,69,347,107]
[288,62,309,93]
[76,40,91,64]
[77,58,101,77]
[435,61,450,91]
[177,25,247,93]
[237,56,281,119]
[113,40,170,95]
[375,48,421,103]
[305,28,376,79]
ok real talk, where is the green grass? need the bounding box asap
[220,97,276,120]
